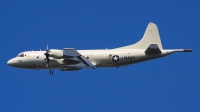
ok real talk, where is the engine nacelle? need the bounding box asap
[49,49,63,58]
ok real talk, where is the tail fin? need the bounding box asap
[116,22,163,50]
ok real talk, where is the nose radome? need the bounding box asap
[7,59,16,66]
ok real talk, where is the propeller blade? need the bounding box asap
[46,44,48,51]
[46,63,49,68]
[44,44,50,68]
[46,54,50,67]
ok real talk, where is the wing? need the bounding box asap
[62,48,96,68]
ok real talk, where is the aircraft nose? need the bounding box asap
[7,59,16,67]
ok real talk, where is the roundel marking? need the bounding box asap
[112,55,119,62]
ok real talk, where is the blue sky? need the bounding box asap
[1,0,199,112]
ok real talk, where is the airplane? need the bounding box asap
[7,22,192,75]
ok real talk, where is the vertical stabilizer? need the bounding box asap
[116,22,163,50]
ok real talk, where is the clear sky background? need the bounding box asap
[0,0,199,112]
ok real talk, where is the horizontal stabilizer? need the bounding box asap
[145,44,161,53]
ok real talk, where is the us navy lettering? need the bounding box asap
[121,56,135,60]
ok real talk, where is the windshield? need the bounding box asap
[17,53,24,57]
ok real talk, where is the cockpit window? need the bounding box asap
[17,53,24,57]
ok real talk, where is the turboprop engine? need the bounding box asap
[49,49,63,58]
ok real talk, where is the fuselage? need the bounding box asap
[7,49,170,70]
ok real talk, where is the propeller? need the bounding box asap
[44,45,55,75]
[44,44,50,67]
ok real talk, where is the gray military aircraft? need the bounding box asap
[7,22,192,75]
